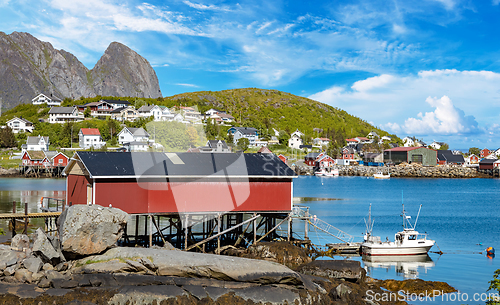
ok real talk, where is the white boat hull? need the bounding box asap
[373,173,390,179]
[362,241,434,256]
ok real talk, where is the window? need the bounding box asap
[58,159,63,164]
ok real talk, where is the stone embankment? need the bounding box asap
[295,163,483,178]
[339,163,481,178]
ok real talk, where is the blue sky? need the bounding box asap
[2,0,500,149]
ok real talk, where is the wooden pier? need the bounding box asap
[327,242,362,254]
[1,199,64,237]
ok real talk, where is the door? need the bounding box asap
[411,154,423,164]
[87,184,93,205]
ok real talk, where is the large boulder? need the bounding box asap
[296,260,366,283]
[11,234,30,250]
[58,205,128,256]
[73,247,305,286]
[32,228,64,265]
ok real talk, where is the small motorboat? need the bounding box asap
[373,171,390,179]
[361,204,435,256]
[315,168,339,177]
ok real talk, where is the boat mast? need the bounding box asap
[414,204,422,229]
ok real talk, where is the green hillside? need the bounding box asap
[0,88,400,152]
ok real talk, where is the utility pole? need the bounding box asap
[71,126,73,148]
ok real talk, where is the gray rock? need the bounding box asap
[43,263,54,271]
[58,205,128,256]
[296,260,366,283]
[11,234,30,250]
[4,266,17,276]
[45,270,67,282]
[14,268,33,283]
[0,261,6,271]
[32,228,64,265]
[234,286,300,304]
[108,285,186,305]
[52,278,79,289]
[32,271,45,283]
[74,247,304,287]
[38,277,52,288]
[22,257,43,274]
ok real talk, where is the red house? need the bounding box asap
[304,152,324,166]
[22,151,49,167]
[51,152,69,167]
[341,147,355,160]
[63,152,296,214]
[316,155,335,168]
[480,148,491,158]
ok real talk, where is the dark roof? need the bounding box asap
[229,127,258,135]
[207,140,228,149]
[299,144,312,149]
[72,152,296,178]
[479,158,498,164]
[437,150,465,163]
[305,152,320,159]
[101,99,131,105]
[49,106,77,114]
[110,107,127,113]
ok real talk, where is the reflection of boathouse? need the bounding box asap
[63,151,297,251]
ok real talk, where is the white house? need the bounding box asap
[110,106,139,122]
[100,99,131,109]
[230,127,259,147]
[429,141,447,150]
[6,117,34,133]
[48,106,84,124]
[288,129,304,149]
[79,128,105,149]
[205,108,221,116]
[32,93,62,107]
[25,136,49,151]
[117,127,150,145]
[367,131,379,139]
[312,137,330,147]
[378,136,392,144]
[123,141,149,152]
[138,105,162,121]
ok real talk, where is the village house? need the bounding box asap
[25,136,49,151]
[315,154,335,169]
[123,141,149,152]
[478,158,500,170]
[228,127,259,147]
[117,127,150,145]
[80,101,114,118]
[204,108,221,116]
[312,137,330,147]
[21,150,68,167]
[99,99,131,109]
[110,106,140,122]
[6,117,34,133]
[465,154,480,167]
[429,141,447,150]
[378,136,392,144]
[207,140,230,153]
[48,106,84,123]
[383,147,437,166]
[304,152,324,166]
[32,93,62,107]
[341,147,356,160]
[79,128,106,149]
[480,148,491,158]
[363,153,384,165]
[436,150,465,165]
[403,136,426,147]
[138,105,163,121]
[288,129,304,149]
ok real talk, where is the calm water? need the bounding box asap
[0,178,66,242]
[294,176,500,304]
[0,176,498,304]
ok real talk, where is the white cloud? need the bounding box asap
[387,95,479,135]
[175,83,200,88]
[493,0,500,6]
[434,0,457,10]
[182,1,231,11]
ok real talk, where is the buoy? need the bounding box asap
[486,247,495,255]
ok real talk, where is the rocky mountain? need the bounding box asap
[0,32,162,109]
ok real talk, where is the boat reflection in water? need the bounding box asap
[362,254,435,279]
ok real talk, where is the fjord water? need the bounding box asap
[0,176,498,302]
[294,175,500,302]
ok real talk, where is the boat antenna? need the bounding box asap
[402,190,405,229]
[414,204,422,229]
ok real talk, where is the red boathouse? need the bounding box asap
[64,151,296,214]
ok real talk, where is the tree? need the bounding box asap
[0,127,17,148]
[237,138,250,152]
[469,147,480,156]
[83,107,91,118]
[438,143,449,150]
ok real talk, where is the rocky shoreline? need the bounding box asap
[295,163,488,178]
[0,205,457,304]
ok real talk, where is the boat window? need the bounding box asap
[408,235,416,240]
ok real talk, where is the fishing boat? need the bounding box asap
[315,168,339,177]
[361,204,435,256]
[373,171,390,179]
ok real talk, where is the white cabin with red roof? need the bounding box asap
[79,128,106,149]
